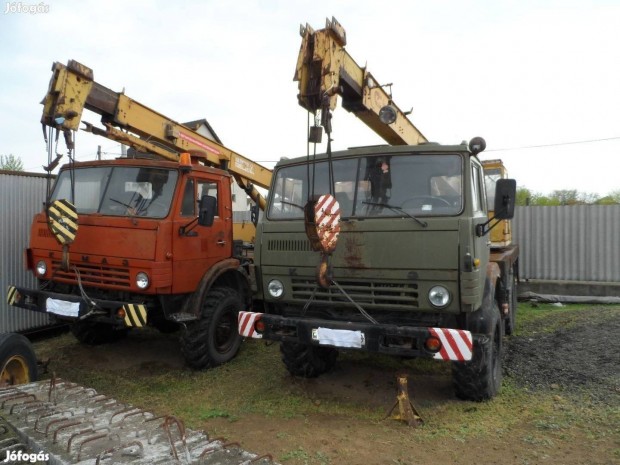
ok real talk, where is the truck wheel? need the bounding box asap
[505,266,518,336]
[452,302,503,401]
[70,321,128,345]
[181,287,243,369]
[280,342,338,378]
[0,333,38,386]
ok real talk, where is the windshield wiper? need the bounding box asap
[280,200,305,210]
[362,201,428,227]
[109,197,143,216]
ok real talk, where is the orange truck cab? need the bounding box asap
[9,156,253,369]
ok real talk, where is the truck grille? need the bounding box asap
[52,260,131,288]
[291,279,419,308]
[267,239,312,252]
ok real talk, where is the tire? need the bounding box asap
[280,342,338,378]
[180,287,243,369]
[505,266,518,336]
[0,333,38,385]
[70,321,129,345]
[452,302,503,401]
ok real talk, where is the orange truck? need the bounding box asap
[7,60,271,369]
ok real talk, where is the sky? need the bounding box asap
[1,0,619,196]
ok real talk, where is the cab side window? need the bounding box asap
[471,165,485,213]
[180,178,196,217]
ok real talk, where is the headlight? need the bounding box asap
[136,272,150,290]
[36,260,47,276]
[267,279,284,298]
[429,285,450,308]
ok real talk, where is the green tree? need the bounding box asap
[609,189,620,203]
[595,190,620,205]
[516,187,559,206]
[535,195,560,206]
[550,189,579,205]
[516,187,532,206]
[517,186,616,206]
[0,154,24,171]
[595,196,618,205]
[578,192,600,204]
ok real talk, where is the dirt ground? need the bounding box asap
[30,305,620,465]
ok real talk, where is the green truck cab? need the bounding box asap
[241,140,518,401]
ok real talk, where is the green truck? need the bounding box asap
[238,18,519,401]
[240,141,518,401]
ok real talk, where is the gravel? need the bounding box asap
[504,306,620,405]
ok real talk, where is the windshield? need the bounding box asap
[268,153,463,219]
[51,166,178,218]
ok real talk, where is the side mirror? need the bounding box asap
[494,179,516,219]
[476,178,516,237]
[198,195,217,227]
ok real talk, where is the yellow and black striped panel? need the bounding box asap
[123,304,147,328]
[6,286,18,306]
[47,199,79,245]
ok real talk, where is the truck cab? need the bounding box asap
[10,156,251,368]
[33,158,234,295]
[257,142,489,327]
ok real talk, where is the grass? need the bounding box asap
[29,303,620,464]
[515,301,619,335]
[33,334,384,423]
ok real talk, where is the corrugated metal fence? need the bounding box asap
[513,205,620,282]
[0,171,52,332]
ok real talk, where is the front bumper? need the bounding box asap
[7,285,147,328]
[239,311,473,361]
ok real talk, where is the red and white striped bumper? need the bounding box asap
[238,311,263,338]
[428,327,473,361]
[238,311,473,361]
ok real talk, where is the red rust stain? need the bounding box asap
[343,233,366,269]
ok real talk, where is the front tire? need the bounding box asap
[452,301,503,401]
[181,287,243,369]
[280,342,338,378]
[0,333,38,385]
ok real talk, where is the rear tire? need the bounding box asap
[181,287,243,369]
[280,342,338,378]
[70,321,128,345]
[452,301,503,401]
[0,333,38,385]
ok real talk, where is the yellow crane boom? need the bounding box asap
[41,60,271,209]
[295,18,512,248]
[294,17,427,146]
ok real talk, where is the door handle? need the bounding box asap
[216,240,227,246]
